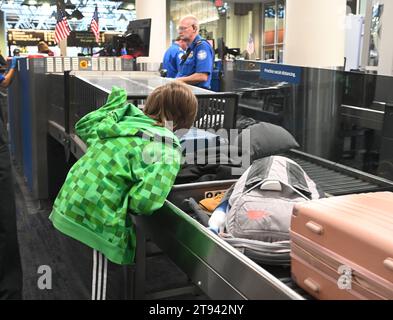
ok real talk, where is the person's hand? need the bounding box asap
[9,56,19,70]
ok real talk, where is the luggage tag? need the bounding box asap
[204,190,227,199]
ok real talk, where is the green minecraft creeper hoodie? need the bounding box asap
[49,86,181,265]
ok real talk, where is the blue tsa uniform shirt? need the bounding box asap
[163,43,185,78]
[176,35,214,89]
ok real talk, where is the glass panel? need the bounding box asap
[228,60,393,183]
[359,0,368,15]
[168,0,287,61]
[277,1,285,44]
[78,74,212,97]
[263,2,276,46]
[169,0,221,42]
[277,45,284,63]
[263,46,275,60]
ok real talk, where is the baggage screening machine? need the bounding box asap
[10,57,393,299]
[45,71,306,300]
[45,71,393,300]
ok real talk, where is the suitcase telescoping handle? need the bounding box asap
[384,258,393,272]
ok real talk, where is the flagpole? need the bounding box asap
[59,38,67,57]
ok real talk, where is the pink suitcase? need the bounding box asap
[290,192,393,300]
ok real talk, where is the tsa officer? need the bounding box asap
[162,36,187,78]
[176,15,214,89]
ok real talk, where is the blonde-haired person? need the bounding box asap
[49,81,197,299]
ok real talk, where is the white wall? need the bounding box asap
[136,0,167,64]
[284,0,347,68]
[226,9,252,53]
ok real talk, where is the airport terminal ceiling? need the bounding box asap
[0,0,136,31]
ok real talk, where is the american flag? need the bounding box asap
[55,7,71,44]
[246,33,255,55]
[90,5,100,43]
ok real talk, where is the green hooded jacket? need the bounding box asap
[49,87,181,265]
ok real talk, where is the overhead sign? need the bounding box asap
[8,29,122,48]
[7,29,55,46]
[260,63,302,84]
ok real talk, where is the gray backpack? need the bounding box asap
[222,156,324,265]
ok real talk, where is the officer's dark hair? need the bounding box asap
[144,81,198,130]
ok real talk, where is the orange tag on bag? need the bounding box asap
[199,193,225,212]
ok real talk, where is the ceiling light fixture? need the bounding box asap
[21,0,41,6]
[117,1,135,11]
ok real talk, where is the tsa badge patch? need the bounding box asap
[197,50,207,60]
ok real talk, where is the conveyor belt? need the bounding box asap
[293,158,381,195]
[47,121,393,299]
[287,149,393,196]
